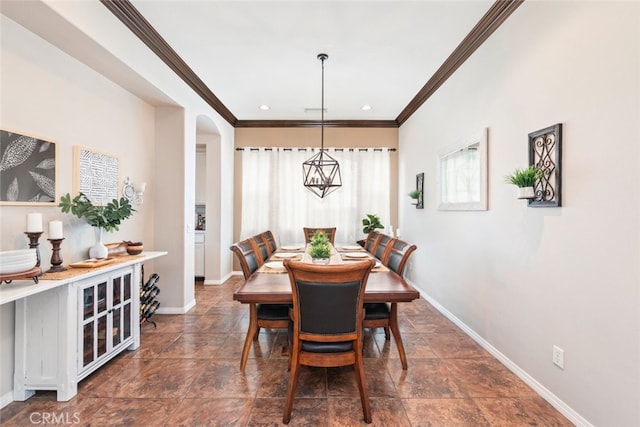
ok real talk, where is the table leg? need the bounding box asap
[389,302,408,370]
[240,303,258,371]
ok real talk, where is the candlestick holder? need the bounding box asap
[25,231,43,267]
[47,238,67,273]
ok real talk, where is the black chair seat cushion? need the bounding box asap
[301,340,354,353]
[257,303,290,320]
[364,302,390,320]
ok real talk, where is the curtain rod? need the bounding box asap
[235,147,396,152]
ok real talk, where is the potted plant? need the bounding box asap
[358,214,384,246]
[361,214,384,234]
[59,192,135,259]
[309,230,331,264]
[505,165,543,199]
[408,189,421,204]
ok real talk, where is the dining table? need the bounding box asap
[232,243,420,370]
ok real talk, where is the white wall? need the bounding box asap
[398,2,639,426]
[0,15,156,403]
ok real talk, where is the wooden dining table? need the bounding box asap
[232,245,420,370]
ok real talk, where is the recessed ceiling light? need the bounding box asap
[259,104,270,111]
[361,105,372,111]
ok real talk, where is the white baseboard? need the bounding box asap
[155,298,196,315]
[203,271,234,285]
[409,280,592,427]
[0,390,13,409]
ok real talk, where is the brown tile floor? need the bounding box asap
[1,277,573,426]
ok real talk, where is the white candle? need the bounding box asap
[26,213,43,232]
[49,220,63,239]
[396,228,401,238]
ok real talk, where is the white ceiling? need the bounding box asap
[2,0,495,122]
[129,0,493,121]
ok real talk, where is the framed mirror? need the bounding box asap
[437,128,488,211]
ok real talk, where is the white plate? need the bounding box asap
[344,252,368,258]
[375,261,382,268]
[275,252,298,259]
[264,261,284,269]
[338,245,362,251]
[281,245,304,251]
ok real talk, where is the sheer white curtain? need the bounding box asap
[240,148,391,245]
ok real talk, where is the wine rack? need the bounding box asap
[140,273,160,327]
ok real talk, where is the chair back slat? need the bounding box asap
[364,230,381,253]
[262,230,278,253]
[373,235,395,262]
[303,227,337,245]
[384,239,417,277]
[230,238,263,279]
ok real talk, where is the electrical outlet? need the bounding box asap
[553,345,564,369]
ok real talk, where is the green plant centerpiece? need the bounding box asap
[59,192,135,259]
[309,230,331,263]
[505,165,543,199]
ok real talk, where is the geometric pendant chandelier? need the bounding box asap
[302,53,342,198]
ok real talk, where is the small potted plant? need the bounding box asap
[505,165,543,199]
[309,231,331,264]
[59,192,135,259]
[408,189,421,204]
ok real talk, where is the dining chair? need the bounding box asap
[283,259,375,424]
[262,230,278,253]
[363,230,382,254]
[253,234,271,262]
[303,227,337,245]
[230,237,289,370]
[373,234,395,262]
[363,238,416,370]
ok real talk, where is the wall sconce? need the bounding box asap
[123,176,147,205]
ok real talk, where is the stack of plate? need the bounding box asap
[0,249,38,275]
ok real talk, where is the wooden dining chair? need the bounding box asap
[262,230,278,254]
[303,227,336,245]
[230,237,289,370]
[363,238,416,370]
[283,259,375,424]
[363,230,382,254]
[253,234,271,262]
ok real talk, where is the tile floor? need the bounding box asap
[1,277,573,426]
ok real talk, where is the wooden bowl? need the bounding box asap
[127,242,143,255]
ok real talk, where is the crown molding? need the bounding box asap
[396,0,524,125]
[235,120,399,128]
[102,0,522,129]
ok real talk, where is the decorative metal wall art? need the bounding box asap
[528,123,562,207]
[415,173,424,209]
[0,129,57,205]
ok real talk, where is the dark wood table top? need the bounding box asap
[233,269,420,304]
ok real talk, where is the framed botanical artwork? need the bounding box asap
[0,129,57,205]
[73,146,119,205]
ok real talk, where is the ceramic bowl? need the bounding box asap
[0,249,37,274]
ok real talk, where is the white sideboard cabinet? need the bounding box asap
[5,252,166,402]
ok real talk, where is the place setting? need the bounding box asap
[335,244,365,252]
